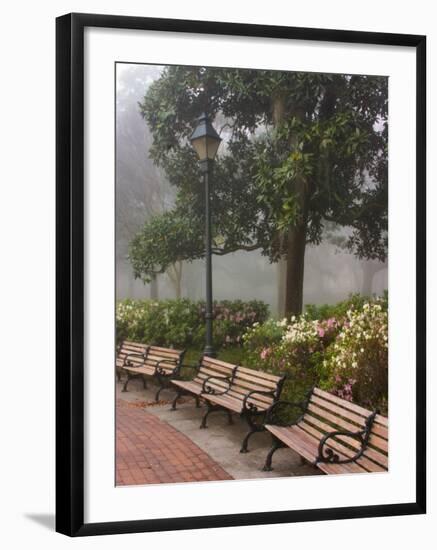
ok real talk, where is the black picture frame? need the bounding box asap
[56,12,426,537]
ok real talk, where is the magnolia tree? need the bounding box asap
[130,67,388,315]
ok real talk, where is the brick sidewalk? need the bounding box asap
[116,400,233,485]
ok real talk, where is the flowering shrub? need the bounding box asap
[320,301,388,412]
[305,292,387,321]
[194,300,268,348]
[242,296,388,413]
[116,298,268,349]
[243,315,342,404]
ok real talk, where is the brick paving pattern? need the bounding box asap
[116,399,233,485]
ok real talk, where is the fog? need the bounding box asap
[115,64,387,316]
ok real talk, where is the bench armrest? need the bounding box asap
[202,375,232,396]
[123,352,147,368]
[155,358,179,377]
[315,411,378,465]
[241,390,275,414]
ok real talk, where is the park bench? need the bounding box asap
[262,386,388,475]
[171,356,238,412]
[118,340,185,402]
[171,358,285,453]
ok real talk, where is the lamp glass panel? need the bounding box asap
[206,136,221,159]
[191,136,208,161]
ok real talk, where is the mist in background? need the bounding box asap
[116,64,387,316]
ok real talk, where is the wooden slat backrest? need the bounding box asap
[299,387,388,471]
[144,346,184,372]
[148,346,183,361]
[117,341,148,366]
[194,356,237,394]
[225,366,282,408]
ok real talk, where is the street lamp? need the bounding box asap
[190,113,222,357]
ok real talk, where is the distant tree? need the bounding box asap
[116,65,181,299]
[323,221,387,296]
[131,67,387,314]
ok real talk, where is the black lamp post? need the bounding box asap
[190,113,222,357]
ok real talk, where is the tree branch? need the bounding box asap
[212,243,262,255]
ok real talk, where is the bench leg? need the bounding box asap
[200,402,222,429]
[195,396,201,408]
[116,370,121,383]
[171,389,183,410]
[227,410,234,425]
[240,412,264,453]
[122,373,131,392]
[262,437,285,471]
[240,426,258,453]
[122,372,143,392]
[142,376,148,389]
[155,375,173,402]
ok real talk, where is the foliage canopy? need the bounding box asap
[130,66,387,306]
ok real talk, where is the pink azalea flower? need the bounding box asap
[260,347,270,360]
[318,327,325,338]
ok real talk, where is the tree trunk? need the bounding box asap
[272,94,288,318]
[284,223,307,316]
[361,262,374,297]
[276,257,287,318]
[272,95,308,316]
[174,271,181,299]
[150,275,158,300]
[361,260,387,297]
[167,261,183,299]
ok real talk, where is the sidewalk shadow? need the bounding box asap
[25,513,55,531]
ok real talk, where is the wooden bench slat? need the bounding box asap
[202,356,238,369]
[197,364,235,375]
[362,447,388,469]
[307,402,364,432]
[123,365,156,376]
[314,389,389,427]
[122,342,148,351]
[147,344,183,354]
[370,423,388,440]
[369,433,389,453]
[266,425,318,463]
[374,414,389,428]
[228,390,274,406]
[171,379,203,395]
[231,379,277,395]
[231,371,279,390]
[202,393,245,413]
[145,355,179,364]
[313,387,374,418]
[198,363,236,376]
[313,388,389,431]
[235,365,283,383]
[311,394,368,426]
